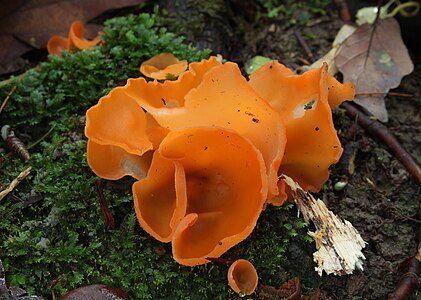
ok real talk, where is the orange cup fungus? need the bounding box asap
[140,53,188,80]
[84,54,354,265]
[249,60,355,205]
[47,20,102,55]
[227,259,258,296]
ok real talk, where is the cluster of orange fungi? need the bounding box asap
[47,20,101,56]
[85,53,355,295]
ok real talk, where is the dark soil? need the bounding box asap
[156,1,421,299]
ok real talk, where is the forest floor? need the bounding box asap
[1,1,420,299]
[160,1,421,299]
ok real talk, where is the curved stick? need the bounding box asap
[341,101,421,186]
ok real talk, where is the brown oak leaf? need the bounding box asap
[335,17,413,122]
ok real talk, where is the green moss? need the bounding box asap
[0,12,310,299]
[257,0,331,23]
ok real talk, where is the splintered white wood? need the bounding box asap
[283,175,366,276]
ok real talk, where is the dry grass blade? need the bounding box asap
[0,85,16,114]
[0,166,31,201]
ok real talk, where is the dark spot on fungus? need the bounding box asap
[269,65,272,69]
[204,146,208,150]
[333,145,339,149]
[315,127,319,131]
[218,241,222,245]
[161,98,166,105]
[252,118,259,123]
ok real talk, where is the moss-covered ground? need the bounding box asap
[0,12,311,299]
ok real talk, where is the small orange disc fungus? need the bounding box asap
[140,53,188,80]
[47,20,101,55]
[227,259,258,296]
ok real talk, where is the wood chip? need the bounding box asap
[283,175,366,276]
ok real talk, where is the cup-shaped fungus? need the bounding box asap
[85,87,159,180]
[249,61,355,204]
[84,54,352,267]
[140,53,188,80]
[227,259,258,296]
[47,20,101,55]
[127,61,286,200]
[135,127,268,265]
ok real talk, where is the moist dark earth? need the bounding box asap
[156,1,421,299]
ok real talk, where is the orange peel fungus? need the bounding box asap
[47,20,102,56]
[249,61,355,205]
[227,259,259,296]
[84,54,354,265]
[140,53,188,80]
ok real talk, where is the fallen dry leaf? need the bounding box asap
[0,0,144,75]
[335,18,414,122]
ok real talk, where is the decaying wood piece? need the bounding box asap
[0,166,31,201]
[283,175,366,276]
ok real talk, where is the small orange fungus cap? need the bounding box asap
[129,61,286,199]
[127,56,221,108]
[67,20,102,50]
[157,127,267,265]
[227,259,258,296]
[140,53,188,80]
[46,36,67,56]
[249,61,355,204]
[47,20,101,55]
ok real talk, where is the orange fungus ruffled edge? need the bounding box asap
[249,61,355,205]
[84,54,354,265]
[47,20,102,56]
[140,53,188,80]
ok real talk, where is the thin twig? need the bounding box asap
[94,180,116,230]
[205,257,235,264]
[332,0,352,23]
[50,275,64,300]
[356,92,414,98]
[27,124,56,149]
[0,85,16,114]
[341,102,421,186]
[0,166,32,201]
[294,30,314,61]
